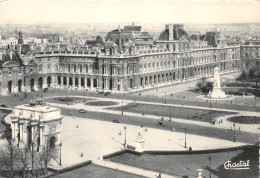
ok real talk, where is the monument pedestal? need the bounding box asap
[208,67,226,99]
[210,87,226,98]
[135,139,145,152]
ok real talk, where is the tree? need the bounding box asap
[254,71,260,87]
[195,78,213,94]
[248,68,255,80]
[39,139,59,173]
[16,145,30,178]
[237,70,247,81]
[0,139,21,178]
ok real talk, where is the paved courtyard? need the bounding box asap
[48,116,247,168]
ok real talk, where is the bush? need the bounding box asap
[195,81,213,94]
[237,71,247,81]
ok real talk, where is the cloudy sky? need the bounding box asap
[0,0,260,24]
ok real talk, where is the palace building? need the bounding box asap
[0,24,240,95]
[240,36,260,72]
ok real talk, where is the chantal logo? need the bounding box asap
[224,160,250,170]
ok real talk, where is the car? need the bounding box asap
[43,88,48,92]
[0,104,7,108]
[156,121,165,126]
[104,92,111,96]
[78,109,86,113]
[112,119,120,123]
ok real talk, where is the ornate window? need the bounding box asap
[39,64,43,72]
[47,64,51,72]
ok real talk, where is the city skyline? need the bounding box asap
[0,0,260,25]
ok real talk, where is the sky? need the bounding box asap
[0,0,260,24]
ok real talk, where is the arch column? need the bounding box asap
[42,77,47,89]
[51,76,56,88]
[84,78,88,89]
[60,76,63,86]
[67,76,70,87]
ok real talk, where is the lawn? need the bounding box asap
[84,100,118,106]
[53,164,145,178]
[108,146,259,178]
[108,103,236,124]
[0,89,259,112]
[45,97,95,105]
[228,116,260,124]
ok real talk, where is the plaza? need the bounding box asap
[0,72,259,177]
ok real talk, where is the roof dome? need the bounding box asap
[158,25,190,41]
[105,28,134,45]
[105,27,134,53]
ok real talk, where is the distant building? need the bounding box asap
[241,36,260,71]
[18,31,24,45]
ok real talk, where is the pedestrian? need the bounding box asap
[158,173,161,178]
[239,127,240,131]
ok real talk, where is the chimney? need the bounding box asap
[10,50,13,60]
[168,24,174,41]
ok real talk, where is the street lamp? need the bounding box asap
[59,140,62,166]
[184,128,187,148]
[123,126,126,149]
[121,101,123,115]
[208,156,212,178]
[164,92,166,104]
[209,95,212,109]
[233,123,236,142]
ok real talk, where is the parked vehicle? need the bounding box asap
[156,121,165,126]
[0,104,7,108]
[104,92,111,96]
[112,119,120,123]
[78,109,86,113]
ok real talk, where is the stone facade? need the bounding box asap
[240,36,260,72]
[0,24,241,95]
[10,103,62,151]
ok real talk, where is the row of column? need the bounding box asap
[59,76,98,89]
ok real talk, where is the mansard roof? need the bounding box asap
[85,36,105,47]
[158,28,190,41]
[190,34,206,41]
[0,51,24,70]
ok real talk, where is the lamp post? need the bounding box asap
[209,95,212,109]
[164,92,166,104]
[123,126,126,149]
[233,123,236,142]
[184,128,187,148]
[59,140,62,166]
[121,101,123,115]
[208,156,212,178]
